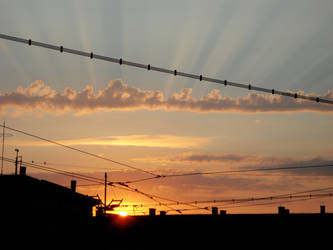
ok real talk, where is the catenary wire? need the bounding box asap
[121,163,333,184]
[111,183,209,213]
[4,154,330,213]
[116,186,333,208]
[0,156,105,184]
[5,121,331,184]
[0,33,332,105]
[220,193,333,210]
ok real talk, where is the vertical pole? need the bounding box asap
[1,121,5,175]
[19,156,22,168]
[104,172,107,210]
[15,148,19,176]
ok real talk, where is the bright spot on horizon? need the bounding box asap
[119,211,128,217]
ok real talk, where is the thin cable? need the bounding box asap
[111,183,209,213]
[0,156,105,184]
[0,124,159,177]
[16,154,330,211]
[1,33,332,105]
[111,184,177,212]
[221,193,333,210]
[117,186,333,208]
[122,163,333,184]
[20,158,105,182]
[33,160,115,171]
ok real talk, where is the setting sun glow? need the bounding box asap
[119,211,128,217]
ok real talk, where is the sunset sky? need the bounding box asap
[1,0,333,215]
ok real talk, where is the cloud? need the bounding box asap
[132,152,293,167]
[132,152,333,175]
[0,79,333,114]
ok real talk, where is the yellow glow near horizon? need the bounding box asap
[7,134,210,149]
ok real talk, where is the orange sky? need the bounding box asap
[1,0,333,215]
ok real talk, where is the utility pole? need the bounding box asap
[19,156,22,169]
[1,121,5,175]
[14,148,19,175]
[104,172,107,211]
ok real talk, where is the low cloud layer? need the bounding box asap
[1,80,333,114]
[132,152,287,166]
[132,152,333,175]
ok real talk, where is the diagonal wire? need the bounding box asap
[1,33,332,105]
[122,163,333,184]
[111,183,209,213]
[1,124,159,177]
[0,156,105,184]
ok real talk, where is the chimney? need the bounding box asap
[212,207,218,215]
[160,211,166,216]
[70,180,76,192]
[278,206,289,215]
[320,205,326,215]
[220,210,227,215]
[149,208,156,216]
[19,166,26,176]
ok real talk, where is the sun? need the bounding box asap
[119,211,128,217]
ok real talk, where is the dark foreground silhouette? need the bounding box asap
[2,212,332,247]
[1,174,332,246]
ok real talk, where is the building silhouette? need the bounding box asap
[0,167,100,236]
[0,166,332,245]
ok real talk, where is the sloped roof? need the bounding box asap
[0,174,100,206]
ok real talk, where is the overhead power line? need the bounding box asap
[117,186,333,209]
[1,153,207,212]
[0,124,159,177]
[2,124,333,185]
[1,33,332,105]
[220,194,332,210]
[0,156,105,184]
[0,155,194,212]
[111,182,209,213]
[120,163,333,184]
[3,155,330,214]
